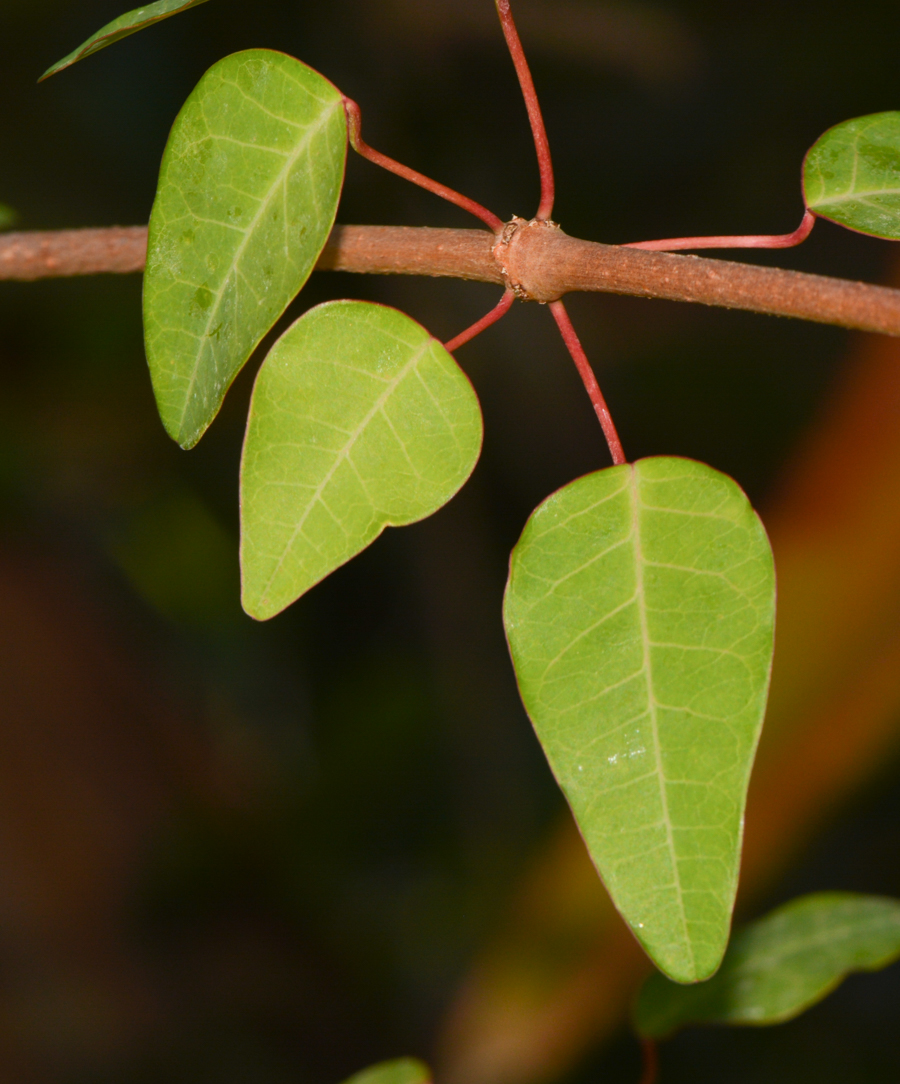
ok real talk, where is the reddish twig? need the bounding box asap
[549,299,626,465]
[0,226,148,280]
[624,208,816,252]
[495,0,555,221]
[342,97,504,233]
[639,1038,659,1084]
[444,288,515,352]
[7,225,900,340]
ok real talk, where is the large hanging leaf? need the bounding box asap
[39,0,212,81]
[144,49,347,449]
[503,457,775,983]
[240,300,483,620]
[340,1059,431,1084]
[635,892,900,1036]
[803,112,900,239]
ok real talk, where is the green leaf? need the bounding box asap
[635,892,900,1037]
[503,457,775,983]
[0,203,17,230]
[39,0,212,81]
[803,112,900,239]
[340,1059,431,1084]
[143,49,347,449]
[240,300,483,620]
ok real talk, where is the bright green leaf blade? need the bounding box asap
[39,0,212,81]
[340,1059,431,1084]
[803,112,900,239]
[635,892,900,1037]
[143,49,347,449]
[0,204,17,230]
[503,457,775,983]
[240,300,483,620]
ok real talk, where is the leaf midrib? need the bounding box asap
[630,466,694,978]
[811,186,900,206]
[176,88,341,437]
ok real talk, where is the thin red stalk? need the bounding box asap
[639,1039,659,1084]
[549,299,626,465]
[444,289,515,352]
[342,98,504,233]
[624,208,816,252]
[495,0,555,221]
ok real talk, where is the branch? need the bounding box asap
[4,222,900,337]
[0,227,148,280]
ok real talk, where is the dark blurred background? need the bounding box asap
[3,0,900,1081]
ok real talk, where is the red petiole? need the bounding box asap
[342,96,504,233]
[624,208,816,252]
[344,3,626,465]
[550,300,626,465]
[444,289,515,353]
[494,0,555,222]
[639,1038,659,1084]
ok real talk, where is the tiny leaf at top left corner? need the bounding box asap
[143,49,348,449]
[40,0,213,81]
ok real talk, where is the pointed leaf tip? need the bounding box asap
[635,892,900,1037]
[40,0,213,81]
[240,300,483,619]
[503,457,776,982]
[804,111,900,240]
[143,49,347,448]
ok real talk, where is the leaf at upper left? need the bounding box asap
[39,0,212,82]
[144,49,347,449]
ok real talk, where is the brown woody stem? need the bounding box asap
[3,223,900,338]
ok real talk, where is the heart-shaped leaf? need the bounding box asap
[635,892,900,1036]
[804,112,900,239]
[40,0,212,81]
[240,300,483,620]
[144,49,347,449]
[503,457,775,983]
[340,1059,431,1084]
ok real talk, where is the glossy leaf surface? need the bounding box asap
[144,49,346,448]
[40,0,212,81]
[804,112,900,239]
[240,300,483,620]
[636,892,900,1036]
[503,457,775,982]
[340,1059,431,1084]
